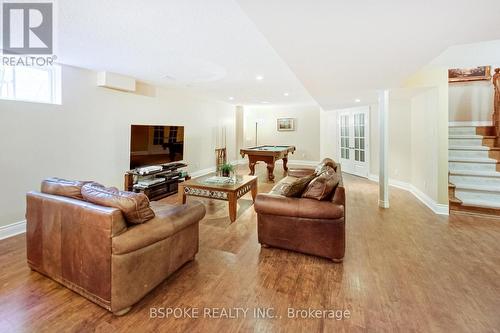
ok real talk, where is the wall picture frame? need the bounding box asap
[448,66,491,83]
[277,118,296,131]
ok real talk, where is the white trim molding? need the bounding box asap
[368,174,448,215]
[449,121,492,127]
[275,159,320,167]
[190,166,216,178]
[0,220,26,240]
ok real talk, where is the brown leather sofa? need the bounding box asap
[26,183,205,315]
[254,159,345,262]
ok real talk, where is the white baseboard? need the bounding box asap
[275,159,320,167]
[231,159,246,165]
[449,121,492,127]
[190,166,216,179]
[368,174,448,215]
[0,220,26,240]
[409,185,449,215]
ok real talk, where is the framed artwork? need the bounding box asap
[448,66,491,83]
[277,118,295,131]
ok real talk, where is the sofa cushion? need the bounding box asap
[82,183,155,224]
[274,173,316,197]
[302,171,341,201]
[315,162,337,176]
[41,178,91,200]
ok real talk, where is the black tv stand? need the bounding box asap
[124,163,190,201]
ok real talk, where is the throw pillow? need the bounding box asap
[41,178,91,200]
[314,159,338,175]
[276,173,316,197]
[81,183,155,224]
[302,171,341,201]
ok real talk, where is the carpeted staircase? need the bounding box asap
[449,125,500,216]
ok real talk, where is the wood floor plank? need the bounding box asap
[0,163,499,332]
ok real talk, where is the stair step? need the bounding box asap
[448,157,497,163]
[460,199,500,209]
[456,188,500,202]
[449,135,483,139]
[449,161,498,171]
[448,138,484,146]
[449,150,489,158]
[449,170,500,177]
[449,146,489,151]
[454,183,500,192]
[449,127,477,135]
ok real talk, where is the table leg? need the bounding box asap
[283,156,289,172]
[228,192,237,222]
[251,180,258,202]
[249,161,256,175]
[266,163,275,181]
[178,186,187,204]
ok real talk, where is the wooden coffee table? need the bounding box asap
[178,175,258,223]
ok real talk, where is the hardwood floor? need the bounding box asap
[1,163,500,332]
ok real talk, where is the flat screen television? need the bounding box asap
[130,125,184,169]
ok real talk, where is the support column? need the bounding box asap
[378,90,390,208]
[235,105,244,159]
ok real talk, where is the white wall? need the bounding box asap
[410,89,439,201]
[0,65,236,227]
[243,105,320,162]
[322,101,412,184]
[369,100,412,184]
[449,78,496,122]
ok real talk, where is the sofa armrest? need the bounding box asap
[112,201,206,255]
[287,168,315,178]
[254,193,344,220]
[332,186,345,206]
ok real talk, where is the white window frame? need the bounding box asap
[0,65,62,105]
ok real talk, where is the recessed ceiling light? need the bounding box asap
[228,96,234,100]
[261,101,269,104]
[355,99,361,103]
[256,75,264,81]
[283,92,289,96]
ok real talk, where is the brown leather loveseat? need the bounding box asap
[26,178,205,315]
[254,158,345,262]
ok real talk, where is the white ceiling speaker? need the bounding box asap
[97,71,136,92]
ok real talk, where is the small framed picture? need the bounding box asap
[277,118,296,131]
[448,66,491,83]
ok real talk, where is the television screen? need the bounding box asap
[130,125,184,169]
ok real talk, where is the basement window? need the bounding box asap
[0,65,61,104]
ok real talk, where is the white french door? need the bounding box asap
[338,107,370,178]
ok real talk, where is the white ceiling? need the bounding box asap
[236,0,500,109]
[56,0,316,107]
[431,39,500,68]
[57,0,500,109]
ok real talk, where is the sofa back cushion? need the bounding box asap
[41,178,91,200]
[82,183,155,224]
[302,171,341,201]
[274,173,316,197]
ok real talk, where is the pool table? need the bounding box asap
[240,145,296,181]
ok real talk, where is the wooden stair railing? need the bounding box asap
[493,68,500,144]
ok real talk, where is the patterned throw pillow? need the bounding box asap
[302,171,341,201]
[315,163,337,176]
[276,173,316,197]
